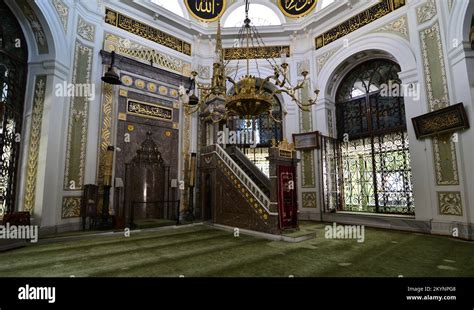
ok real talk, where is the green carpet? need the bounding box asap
[0,223,473,277]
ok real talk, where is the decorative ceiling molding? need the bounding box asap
[103,33,192,76]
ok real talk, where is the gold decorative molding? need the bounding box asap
[181,109,192,212]
[105,8,192,56]
[316,46,341,74]
[77,16,95,42]
[438,192,463,216]
[302,192,317,209]
[374,15,409,40]
[98,82,114,187]
[217,160,269,222]
[417,0,437,25]
[24,76,47,212]
[224,46,290,60]
[315,0,406,50]
[64,41,93,191]
[62,196,81,218]
[51,0,68,33]
[119,89,128,97]
[419,22,460,186]
[420,23,449,112]
[278,138,295,152]
[104,33,192,76]
[117,73,180,99]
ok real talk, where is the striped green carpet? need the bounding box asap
[0,223,473,277]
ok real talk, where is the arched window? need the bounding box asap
[334,59,414,215]
[224,4,281,27]
[0,2,28,217]
[227,83,283,176]
[151,0,185,18]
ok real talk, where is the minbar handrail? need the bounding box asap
[212,144,275,215]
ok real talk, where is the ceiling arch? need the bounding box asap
[222,1,285,28]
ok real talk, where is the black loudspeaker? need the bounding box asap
[82,184,99,230]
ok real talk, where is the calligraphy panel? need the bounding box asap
[185,0,226,22]
[314,0,406,50]
[105,8,192,56]
[224,46,290,60]
[278,0,317,18]
[127,99,173,122]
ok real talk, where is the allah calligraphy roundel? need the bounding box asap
[185,0,227,22]
[278,0,318,18]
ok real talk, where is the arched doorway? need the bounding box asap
[334,59,414,215]
[0,1,28,217]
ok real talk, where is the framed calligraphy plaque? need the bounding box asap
[292,131,320,150]
[411,103,470,139]
[126,99,173,122]
[185,0,226,22]
[278,0,317,18]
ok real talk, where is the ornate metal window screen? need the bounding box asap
[228,93,283,176]
[0,2,28,217]
[324,59,414,215]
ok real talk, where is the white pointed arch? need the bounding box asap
[318,34,418,100]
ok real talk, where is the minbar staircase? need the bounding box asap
[200,144,279,234]
[225,146,271,198]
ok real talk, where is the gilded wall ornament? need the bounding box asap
[438,192,463,216]
[62,197,82,218]
[374,15,409,40]
[52,0,68,32]
[24,76,47,213]
[77,16,96,42]
[419,22,460,186]
[417,0,437,25]
[104,33,192,76]
[302,192,317,209]
[64,41,93,191]
[316,46,341,74]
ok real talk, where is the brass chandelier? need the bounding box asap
[181,0,320,123]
